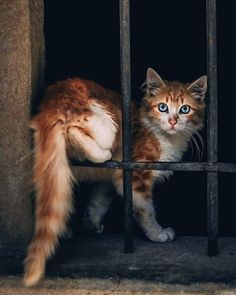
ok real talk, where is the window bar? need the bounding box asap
[206,0,218,256]
[119,0,134,253]
[69,0,236,257]
[71,160,236,173]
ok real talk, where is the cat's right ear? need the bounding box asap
[141,67,165,96]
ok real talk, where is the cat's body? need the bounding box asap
[23,68,207,287]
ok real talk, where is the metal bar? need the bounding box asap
[71,160,236,173]
[207,0,218,163]
[207,172,218,255]
[119,0,133,253]
[123,169,133,253]
[206,0,218,256]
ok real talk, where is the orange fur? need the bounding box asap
[23,78,122,286]
[23,69,207,286]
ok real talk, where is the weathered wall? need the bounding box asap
[0,0,45,256]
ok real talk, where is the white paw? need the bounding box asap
[147,227,175,243]
[90,149,112,163]
[88,222,104,234]
[95,224,104,234]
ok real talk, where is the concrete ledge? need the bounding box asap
[1,276,236,295]
[1,235,236,286]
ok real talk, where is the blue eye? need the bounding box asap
[158,103,168,113]
[179,105,191,114]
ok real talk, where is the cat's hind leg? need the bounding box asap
[67,126,112,163]
[85,183,115,233]
[67,103,118,163]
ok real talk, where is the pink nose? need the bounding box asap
[168,118,177,127]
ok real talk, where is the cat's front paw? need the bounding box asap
[147,227,175,243]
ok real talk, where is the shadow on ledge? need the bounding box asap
[1,235,236,285]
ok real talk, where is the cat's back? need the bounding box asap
[39,78,122,116]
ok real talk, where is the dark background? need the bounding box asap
[44,0,235,237]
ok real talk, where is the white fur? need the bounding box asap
[155,133,189,181]
[67,126,112,163]
[141,116,189,181]
[89,103,118,150]
[67,103,118,163]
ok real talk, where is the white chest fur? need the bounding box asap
[153,133,188,182]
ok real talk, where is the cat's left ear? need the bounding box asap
[187,75,207,101]
[141,67,165,96]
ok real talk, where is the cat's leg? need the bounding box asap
[132,192,175,242]
[67,126,112,163]
[113,170,175,243]
[86,183,115,233]
[67,104,118,163]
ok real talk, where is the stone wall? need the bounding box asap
[0,0,45,256]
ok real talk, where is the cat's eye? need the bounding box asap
[158,103,168,113]
[179,105,191,114]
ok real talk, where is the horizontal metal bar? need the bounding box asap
[71,160,236,173]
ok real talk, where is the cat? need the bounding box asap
[23,68,207,286]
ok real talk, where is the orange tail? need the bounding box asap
[23,116,74,287]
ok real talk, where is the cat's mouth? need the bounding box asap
[167,128,178,135]
[166,125,184,135]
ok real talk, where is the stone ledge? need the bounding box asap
[1,235,236,286]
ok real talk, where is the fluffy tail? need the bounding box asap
[23,116,74,287]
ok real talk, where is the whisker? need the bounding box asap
[141,121,205,162]
[185,127,205,161]
[183,129,200,161]
[182,130,194,159]
[194,131,205,153]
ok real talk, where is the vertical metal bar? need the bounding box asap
[206,0,218,256]
[207,172,218,255]
[119,0,134,253]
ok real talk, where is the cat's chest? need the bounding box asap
[153,134,187,181]
[159,136,185,162]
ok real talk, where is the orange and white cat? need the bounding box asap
[23,68,207,286]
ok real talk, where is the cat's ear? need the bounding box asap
[141,67,165,96]
[187,75,207,101]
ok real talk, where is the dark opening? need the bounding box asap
[43,0,236,237]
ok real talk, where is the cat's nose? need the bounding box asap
[168,118,178,127]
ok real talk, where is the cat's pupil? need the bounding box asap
[158,103,168,112]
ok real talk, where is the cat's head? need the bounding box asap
[140,68,207,136]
